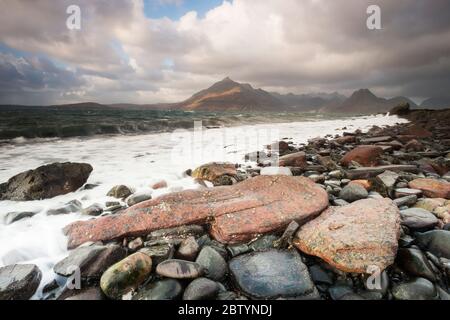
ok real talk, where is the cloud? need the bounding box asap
[0,0,449,105]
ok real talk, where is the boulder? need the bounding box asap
[0,162,92,201]
[54,244,126,279]
[100,252,152,300]
[340,146,384,167]
[390,102,410,116]
[0,264,42,300]
[279,152,307,168]
[63,176,329,249]
[294,198,401,273]
[229,249,319,299]
[191,162,237,186]
[408,179,450,199]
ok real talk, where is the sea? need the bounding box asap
[0,106,409,298]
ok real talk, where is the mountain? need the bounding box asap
[420,97,450,109]
[172,77,287,112]
[322,89,417,114]
[270,92,346,111]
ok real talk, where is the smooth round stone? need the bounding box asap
[392,278,437,300]
[132,279,182,300]
[156,259,203,279]
[339,183,368,203]
[195,246,227,281]
[100,252,152,300]
[415,230,450,259]
[176,236,200,261]
[127,192,152,207]
[182,278,220,300]
[396,248,436,281]
[328,285,354,300]
[229,249,319,299]
[308,265,334,285]
[400,208,438,230]
[217,291,238,300]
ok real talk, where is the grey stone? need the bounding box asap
[107,185,132,199]
[339,183,368,203]
[229,249,319,299]
[81,204,103,216]
[196,246,227,281]
[4,211,38,225]
[176,236,200,261]
[0,264,42,300]
[392,278,437,300]
[396,248,436,281]
[182,278,220,300]
[47,200,82,216]
[156,259,203,279]
[415,230,450,259]
[132,279,182,300]
[400,208,438,230]
[127,192,152,206]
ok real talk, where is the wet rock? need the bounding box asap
[107,185,132,199]
[249,235,278,251]
[47,200,82,216]
[176,236,200,261]
[340,146,384,167]
[127,192,152,206]
[392,278,437,300]
[273,221,300,249]
[294,198,401,273]
[64,287,105,300]
[408,178,450,199]
[196,246,228,281]
[414,230,450,259]
[4,211,38,225]
[260,167,292,176]
[395,188,422,198]
[54,244,126,279]
[227,244,250,257]
[146,225,205,241]
[308,265,334,285]
[217,291,238,300]
[192,162,237,186]
[279,152,307,168]
[229,250,319,299]
[152,180,168,190]
[156,259,203,279]
[64,176,329,249]
[128,238,144,251]
[396,248,436,281]
[400,208,438,230]
[81,203,103,216]
[0,162,93,201]
[183,278,220,300]
[394,195,418,207]
[100,252,152,300]
[132,279,182,300]
[139,244,174,266]
[328,284,354,300]
[339,183,368,203]
[0,264,42,300]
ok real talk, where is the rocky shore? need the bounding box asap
[1,105,450,300]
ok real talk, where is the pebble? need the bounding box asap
[195,246,228,281]
[392,278,437,300]
[156,259,204,279]
[132,279,182,300]
[339,183,368,202]
[176,236,200,261]
[182,278,220,300]
[400,208,438,230]
[396,248,436,281]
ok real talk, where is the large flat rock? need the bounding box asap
[64,176,328,249]
[294,198,401,273]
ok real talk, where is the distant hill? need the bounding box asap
[171,77,288,112]
[420,97,450,109]
[322,89,417,114]
[270,92,346,111]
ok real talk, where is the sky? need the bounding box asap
[0,0,449,105]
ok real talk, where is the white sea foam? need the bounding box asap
[0,114,408,298]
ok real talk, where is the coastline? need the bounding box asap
[1,108,449,300]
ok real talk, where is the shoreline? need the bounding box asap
[1,107,449,300]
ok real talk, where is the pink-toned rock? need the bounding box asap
[334,136,356,145]
[340,146,384,167]
[152,180,168,190]
[64,176,329,249]
[279,152,307,168]
[191,162,237,182]
[408,178,450,199]
[403,124,432,138]
[294,198,401,273]
[405,139,425,152]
